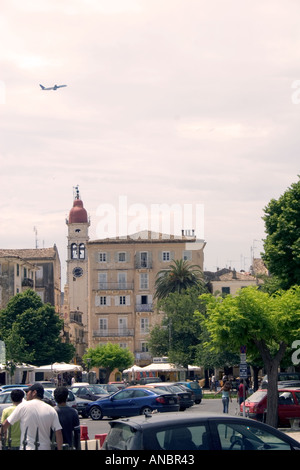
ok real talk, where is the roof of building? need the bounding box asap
[0,246,59,261]
[88,230,203,245]
[68,198,88,224]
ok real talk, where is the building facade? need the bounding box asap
[64,190,206,368]
[0,246,61,312]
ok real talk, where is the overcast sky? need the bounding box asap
[1,0,299,285]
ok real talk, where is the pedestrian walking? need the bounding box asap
[1,388,25,449]
[54,386,80,449]
[237,379,248,405]
[215,376,232,413]
[2,383,63,450]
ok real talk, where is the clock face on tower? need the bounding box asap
[73,267,83,278]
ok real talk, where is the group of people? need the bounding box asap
[1,383,80,450]
[214,375,249,413]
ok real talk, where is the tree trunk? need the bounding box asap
[254,340,287,428]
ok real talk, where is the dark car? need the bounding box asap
[102,411,300,450]
[87,387,179,420]
[100,383,120,394]
[175,381,203,404]
[136,383,194,411]
[240,388,300,427]
[75,397,91,418]
[70,384,109,401]
[261,372,300,389]
[138,377,162,385]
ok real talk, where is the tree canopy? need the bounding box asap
[83,342,134,383]
[154,259,204,300]
[198,286,300,427]
[0,289,75,366]
[263,177,300,289]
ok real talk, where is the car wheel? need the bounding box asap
[195,399,201,404]
[140,406,153,416]
[89,405,103,420]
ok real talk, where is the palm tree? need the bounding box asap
[154,259,204,300]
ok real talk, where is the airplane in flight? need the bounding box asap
[39,84,67,91]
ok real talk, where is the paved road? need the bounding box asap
[80,398,239,440]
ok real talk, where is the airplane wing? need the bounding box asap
[55,85,67,89]
[40,84,54,90]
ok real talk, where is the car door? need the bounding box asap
[277,391,299,426]
[105,389,137,417]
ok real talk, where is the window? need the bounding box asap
[141,342,149,352]
[222,287,230,295]
[98,273,107,289]
[95,295,111,306]
[16,264,19,276]
[140,273,149,289]
[146,424,209,451]
[118,272,127,289]
[183,251,192,261]
[118,317,128,334]
[99,318,108,333]
[119,296,126,305]
[99,252,107,262]
[162,251,170,261]
[118,252,126,262]
[71,243,78,259]
[140,252,148,268]
[79,243,85,259]
[140,318,149,334]
[216,422,292,450]
[36,266,43,280]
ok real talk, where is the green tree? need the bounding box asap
[83,343,134,383]
[0,289,75,366]
[149,286,207,367]
[198,286,300,428]
[154,259,204,300]
[263,177,300,289]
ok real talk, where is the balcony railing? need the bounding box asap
[96,282,134,291]
[135,303,154,312]
[93,328,134,337]
[22,278,34,288]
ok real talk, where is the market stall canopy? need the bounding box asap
[123,365,144,373]
[141,363,185,372]
[34,362,82,373]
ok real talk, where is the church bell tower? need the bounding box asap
[65,186,90,361]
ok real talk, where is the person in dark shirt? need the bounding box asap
[54,386,80,449]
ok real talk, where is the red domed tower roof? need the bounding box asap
[68,186,88,224]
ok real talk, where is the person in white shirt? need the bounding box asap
[2,383,63,450]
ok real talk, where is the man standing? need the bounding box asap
[1,389,25,449]
[2,383,63,450]
[54,386,80,449]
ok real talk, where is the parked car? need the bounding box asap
[75,397,91,418]
[108,381,127,390]
[261,373,300,388]
[240,388,300,427]
[87,386,180,420]
[44,388,77,409]
[175,381,203,404]
[138,377,162,385]
[102,411,300,450]
[0,390,24,419]
[134,383,194,411]
[70,384,109,401]
[100,383,120,394]
[0,384,28,393]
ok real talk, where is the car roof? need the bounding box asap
[107,411,272,430]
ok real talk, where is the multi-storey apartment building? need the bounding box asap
[87,230,206,367]
[64,189,206,370]
[0,246,61,312]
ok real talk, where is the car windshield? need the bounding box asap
[88,385,107,394]
[188,382,201,390]
[245,390,267,403]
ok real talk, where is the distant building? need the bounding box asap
[0,246,61,312]
[63,188,206,372]
[204,259,268,296]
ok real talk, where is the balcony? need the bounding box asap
[93,328,134,337]
[96,282,134,291]
[22,277,34,288]
[135,303,154,312]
